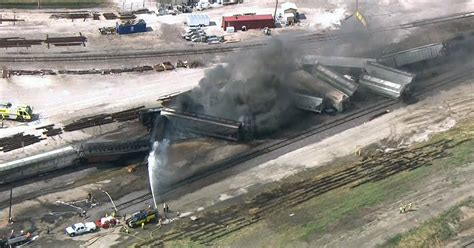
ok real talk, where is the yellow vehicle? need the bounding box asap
[125,209,158,228]
[0,102,34,122]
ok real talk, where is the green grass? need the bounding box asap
[214,119,474,247]
[277,165,434,246]
[0,0,105,8]
[385,197,474,248]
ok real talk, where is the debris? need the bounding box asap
[190,216,199,221]
[127,164,137,173]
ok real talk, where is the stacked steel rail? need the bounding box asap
[0,133,44,152]
[44,34,87,48]
[63,106,144,132]
[6,61,192,77]
[0,35,88,49]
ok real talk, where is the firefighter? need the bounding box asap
[399,205,406,214]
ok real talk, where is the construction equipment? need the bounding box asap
[125,208,159,228]
[0,102,34,122]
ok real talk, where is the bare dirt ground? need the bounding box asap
[0,68,205,162]
[1,0,472,56]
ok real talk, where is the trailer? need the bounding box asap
[304,63,359,97]
[290,92,324,113]
[290,70,349,112]
[378,43,446,68]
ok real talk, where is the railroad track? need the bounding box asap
[114,64,473,234]
[139,137,469,246]
[1,11,473,63]
[0,106,144,153]
[115,192,153,211]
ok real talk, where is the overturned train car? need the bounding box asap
[304,63,359,97]
[160,108,245,141]
[378,43,446,68]
[290,70,350,112]
[359,61,415,100]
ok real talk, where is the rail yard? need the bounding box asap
[1,0,474,247]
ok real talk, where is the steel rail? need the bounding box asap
[1,11,473,62]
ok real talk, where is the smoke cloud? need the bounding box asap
[177,39,302,134]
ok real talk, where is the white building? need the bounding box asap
[186,13,210,26]
[281,2,297,25]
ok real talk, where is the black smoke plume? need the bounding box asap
[177,39,301,135]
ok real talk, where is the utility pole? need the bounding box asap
[38,0,40,9]
[273,0,279,23]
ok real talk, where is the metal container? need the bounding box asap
[116,19,147,35]
[302,55,376,69]
[290,70,349,112]
[290,92,324,113]
[365,61,415,86]
[309,64,359,96]
[378,43,445,67]
[359,74,408,100]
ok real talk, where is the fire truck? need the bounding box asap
[0,102,34,122]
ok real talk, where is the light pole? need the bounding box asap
[273,0,279,23]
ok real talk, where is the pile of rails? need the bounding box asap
[6,60,198,77]
[9,69,56,76]
[44,34,87,48]
[50,12,92,20]
[1,106,144,153]
[0,133,44,152]
[36,124,63,137]
[103,13,118,20]
[63,106,144,132]
[0,37,43,48]
[0,35,88,49]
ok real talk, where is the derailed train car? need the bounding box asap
[359,61,416,100]
[290,92,325,113]
[305,63,359,97]
[290,70,350,112]
[160,108,243,141]
[378,43,446,68]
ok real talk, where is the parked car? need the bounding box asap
[208,40,220,44]
[65,222,97,237]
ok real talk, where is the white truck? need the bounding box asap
[65,222,97,237]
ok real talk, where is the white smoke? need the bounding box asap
[147,139,170,208]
